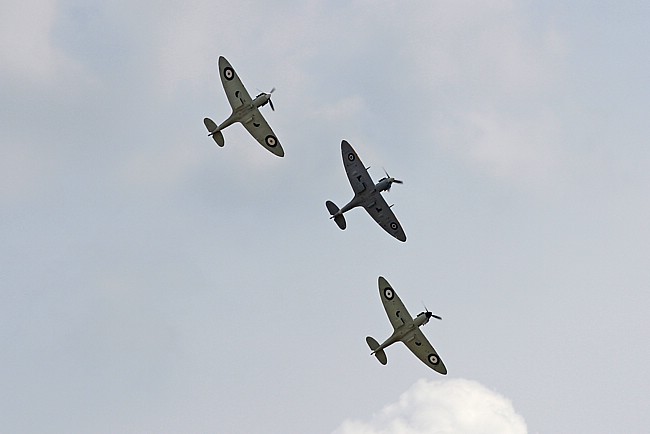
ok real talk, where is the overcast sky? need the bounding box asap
[2,1,650,433]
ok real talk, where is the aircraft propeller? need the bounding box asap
[267,87,276,111]
[383,168,404,191]
[256,88,276,110]
[423,303,442,321]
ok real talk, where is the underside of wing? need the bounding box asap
[403,329,447,375]
[364,194,407,242]
[219,56,253,109]
[341,140,374,195]
[241,109,284,157]
[378,276,412,330]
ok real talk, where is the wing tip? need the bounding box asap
[394,231,407,242]
[267,146,284,157]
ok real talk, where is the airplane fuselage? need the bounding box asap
[374,178,393,193]
[373,312,430,353]
[336,178,395,215]
[211,93,272,134]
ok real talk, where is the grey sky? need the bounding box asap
[2,1,649,433]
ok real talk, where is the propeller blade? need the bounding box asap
[268,88,276,110]
[422,303,442,320]
[382,168,403,185]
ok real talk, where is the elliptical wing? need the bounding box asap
[378,276,413,330]
[218,56,252,109]
[403,329,447,375]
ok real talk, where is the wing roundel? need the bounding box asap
[341,141,374,194]
[363,195,407,242]
[403,330,447,375]
[218,56,252,109]
[241,110,284,157]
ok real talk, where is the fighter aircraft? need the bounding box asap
[366,276,447,374]
[203,56,284,157]
[325,140,406,241]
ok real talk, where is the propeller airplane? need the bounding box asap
[326,140,406,241]
[204,56,284,157]
[366,276,447,374]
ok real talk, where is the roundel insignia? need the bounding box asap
[223,67,235,81]
[384,287,394,300]
[390,222,399,231]
[347,152,355,161]
[265,135,278,147]
[428,354,439,365]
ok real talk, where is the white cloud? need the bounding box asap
[117,141,205,191]
[391,0,565,94]
[0,0,82,83]
[345,0,568,185]
[333,378,527,434]
[0,0,57,80]
[439,109,563,185]
[148,0,302,97]
[311,96,366,123]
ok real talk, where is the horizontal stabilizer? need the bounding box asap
[325,200,339,215]
[203,118,224,147]
[325,201,346,230]
[203,117,217,132]
[211,130,224,147]
[333,214,346,230]
[366,336,387,365]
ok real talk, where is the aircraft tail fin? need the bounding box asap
[366,336,387,365]
[325,201,346,230]
[204,118,225,147]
